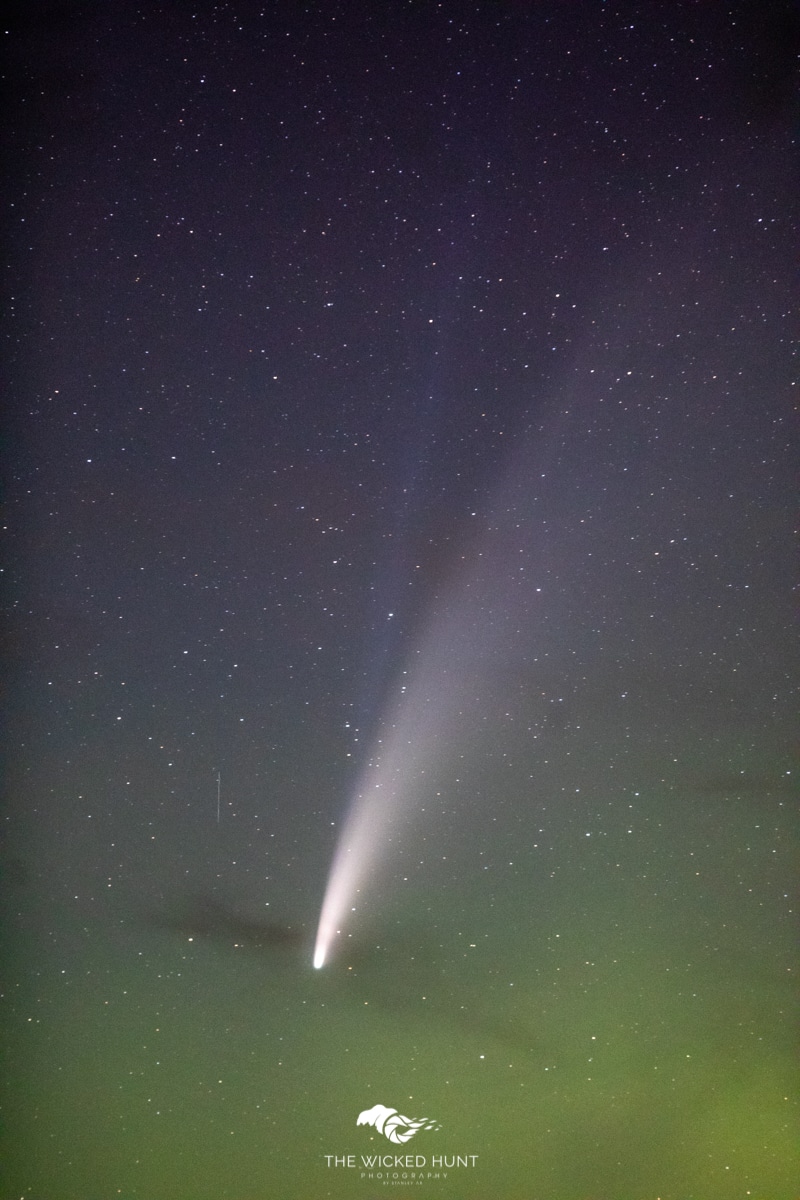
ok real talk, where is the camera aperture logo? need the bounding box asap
[357,1103,440,1144]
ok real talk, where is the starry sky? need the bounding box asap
[2,2,798,1198]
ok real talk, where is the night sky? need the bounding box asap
[2,3,797,1198]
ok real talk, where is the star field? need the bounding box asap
[2,3,797,1198]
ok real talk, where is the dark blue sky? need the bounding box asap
[2,4,797,1197]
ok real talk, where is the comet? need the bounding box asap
[312,447,541,970]
[312,574,501,969]
[312,697,432,969]
[311,589,471,972]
